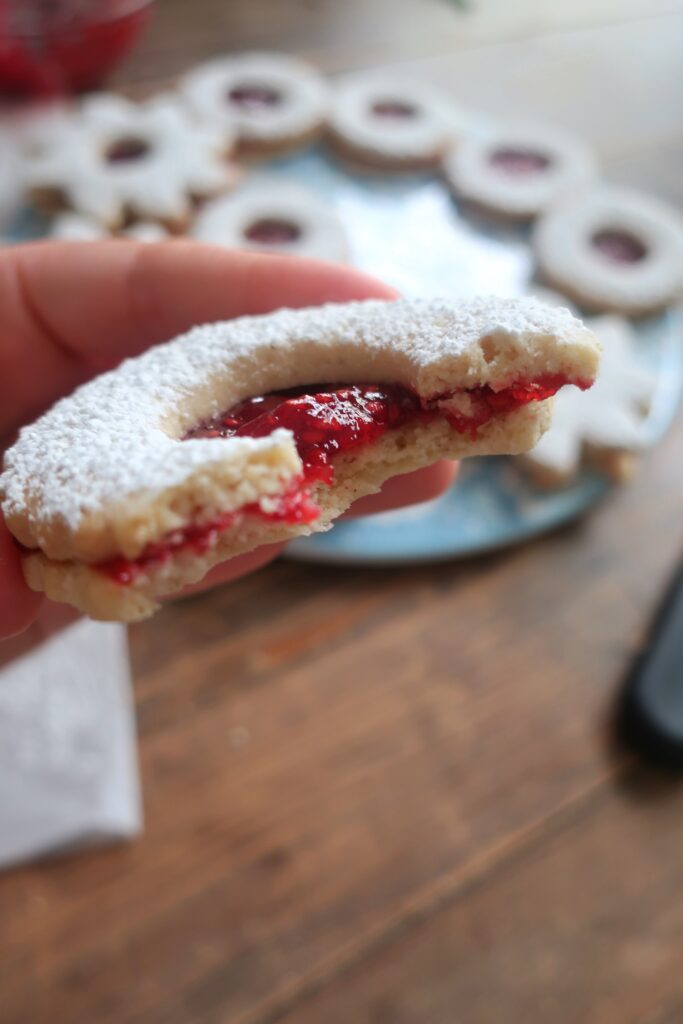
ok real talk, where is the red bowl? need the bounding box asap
[0,0,154,98]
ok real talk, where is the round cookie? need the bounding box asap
[50,213,170,242]
[534,186,683,315]
[180,52,329,158]
[192,180,348,262]
[26,93,240,231]
[444,121,596,221]
[327,71,457,172]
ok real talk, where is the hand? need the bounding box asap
[0,241,457,639]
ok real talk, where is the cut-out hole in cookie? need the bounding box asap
[228,84,282,109]
[371,100,418,120]
[591,229,648,264]
[184,377,580,464]
[488,147,552,176]
[244,218,302,245]
[105,136,151,163]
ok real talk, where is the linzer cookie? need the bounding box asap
[444,121,596,221]
[26,93,240,231]
[0,297,599,622]
[192,180,349,262]
[534,186,683,315]
[328,71,457,172]
[180,52,329,158]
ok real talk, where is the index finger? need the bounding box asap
[1,241,397,436]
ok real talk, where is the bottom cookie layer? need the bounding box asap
[23,403,551,621]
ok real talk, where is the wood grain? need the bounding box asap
[2,2,683,1023]
[276,781,683,1024]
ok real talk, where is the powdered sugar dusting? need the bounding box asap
[0,296,593,533]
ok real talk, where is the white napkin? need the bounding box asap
[0,619,142,870]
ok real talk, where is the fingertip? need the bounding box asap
[129,244,399,338]
[249,251,401,306]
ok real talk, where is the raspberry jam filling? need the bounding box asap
[98,376,578,584]
[591,229,648,264]
[371,100,418,119]
[244,218,302,244]
[105,136,151,164]
[228,84,281,109]
[185,384,426,484]
[100,486,319,586]
[489,147,552,176]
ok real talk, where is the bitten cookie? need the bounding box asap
[1,297,599,622]
[534,186,683,315]
[180,52,329,158]
[192,180,348,262]
[444,121,596,221]
[519,315,655,487]
[50,212,170,242]
[26,93,240,231]
[327,71,457,172]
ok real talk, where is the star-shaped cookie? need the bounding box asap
[27,93,239,230]
[520,315,656,486]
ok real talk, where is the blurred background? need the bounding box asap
[2,2,683,1022]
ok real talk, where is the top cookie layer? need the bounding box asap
[1,297,599,561]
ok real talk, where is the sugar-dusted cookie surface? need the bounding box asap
[520,315,655,486]
[26,93,240,230]
[328,71,458,172]
[1,297,599,622]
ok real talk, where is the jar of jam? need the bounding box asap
[0,0,154,97]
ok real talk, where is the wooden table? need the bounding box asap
[3,3,683,1021]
